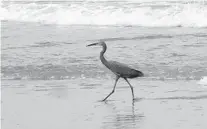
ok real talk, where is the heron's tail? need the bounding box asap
[129,69,144,78]
[136,70,144,77]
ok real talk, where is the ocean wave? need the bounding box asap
[1,1,207,27]
[1,64,206,80]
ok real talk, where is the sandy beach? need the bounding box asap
[1,0,207,129]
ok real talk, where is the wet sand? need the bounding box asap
[1,79,207,129]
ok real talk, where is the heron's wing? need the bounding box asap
[105,60,143,78]
[106,61,134,75]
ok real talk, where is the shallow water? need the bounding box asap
[2,79,207,129]
[1,21,207,80]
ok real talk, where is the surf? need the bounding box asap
[1,0,207,27]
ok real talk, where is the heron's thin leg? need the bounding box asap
[102,76,120,101]
[124,78,135,100]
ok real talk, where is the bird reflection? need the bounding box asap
[102,101,144,129]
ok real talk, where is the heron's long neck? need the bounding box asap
[100,45,108,66]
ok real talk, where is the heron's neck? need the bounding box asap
[100,45,108,65]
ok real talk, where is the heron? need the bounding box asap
[87,41,144,101]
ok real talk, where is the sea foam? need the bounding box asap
[198,76,207,86]
[1,1,207,27]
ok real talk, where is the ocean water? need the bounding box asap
[1,0,207,129]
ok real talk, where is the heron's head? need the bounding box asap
[87,41,106,47]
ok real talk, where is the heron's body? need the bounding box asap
[87,41,144,101]
[103,60,143,78]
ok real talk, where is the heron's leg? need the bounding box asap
[124,78,135,100]
[102,76,120,101]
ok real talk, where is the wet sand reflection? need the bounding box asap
[102,101,144,129]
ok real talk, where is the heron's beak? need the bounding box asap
[86,43,98,47]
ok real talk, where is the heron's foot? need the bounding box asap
[133,97,144,102]
[97,99,106,102]
[101,98,107,102]
[132,98,136,102]
[101,98,115,102]
[132,96,135,100]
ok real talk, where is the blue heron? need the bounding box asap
[87,41,144,101]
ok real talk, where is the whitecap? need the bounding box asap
[198,76,207,86]
[1,1,207,27]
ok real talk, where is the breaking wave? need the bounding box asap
[198,76,207,86]
[1,0,207,27]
